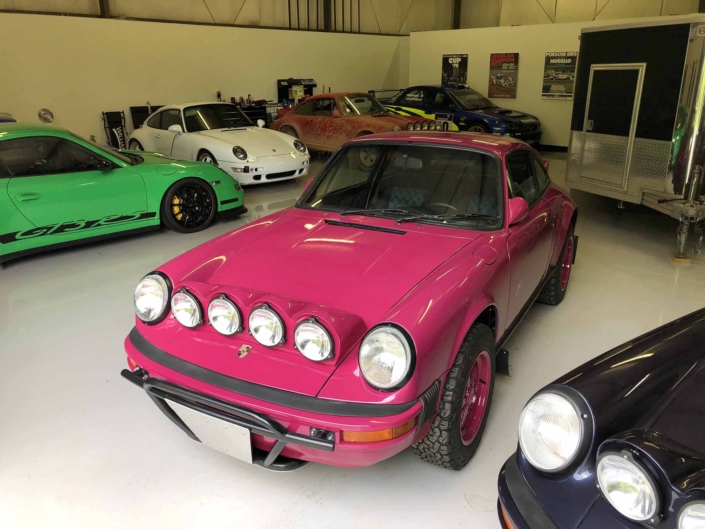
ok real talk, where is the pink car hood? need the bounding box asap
[150,208,480,397]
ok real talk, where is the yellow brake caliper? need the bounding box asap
[172,196,183,221]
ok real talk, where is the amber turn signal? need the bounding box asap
[127,357,138,371]
[500,505,516,529]
[342,417,418,443]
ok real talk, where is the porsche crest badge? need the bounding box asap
[238,345,252,359]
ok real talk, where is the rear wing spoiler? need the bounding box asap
[367,88,403,103]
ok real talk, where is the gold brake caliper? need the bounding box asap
[171,196,183,221]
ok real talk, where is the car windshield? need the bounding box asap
[450,89,496,111]
[298,144,501,229]
[337,94,387,116]
[183,104,252,132]
[70,133,142,165]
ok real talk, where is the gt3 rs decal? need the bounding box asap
[0,212,157,244]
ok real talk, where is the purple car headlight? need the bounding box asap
[294,319,333,361]
[359,326,412,390]
[208,296,241,335]
[597,452,660,523]
[249,305,284,347]
[171,290,203,328]
[679,503,705,529]
[134,273,171,324]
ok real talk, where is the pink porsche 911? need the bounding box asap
[122,131,577,471]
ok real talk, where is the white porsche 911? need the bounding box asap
[127,102,310,185]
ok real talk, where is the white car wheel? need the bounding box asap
[129,140,143,151]
[197,151,217,165]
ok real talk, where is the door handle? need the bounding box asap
[155,134,162,139]
[15,192,42,202]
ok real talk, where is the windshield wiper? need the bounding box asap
[339,208,412,218]
[394,212,498,225]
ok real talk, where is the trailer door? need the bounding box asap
[579,64,645,191]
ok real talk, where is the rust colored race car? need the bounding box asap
[271,92,445,152]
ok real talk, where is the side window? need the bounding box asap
[506,151,538,206]
[146,112,161,129]
[532,156,550,192]
[160,110,182,130]
[398,90,425,107]
[0,137,105,177]
[433,91,457,111]
[294,102,314,116]
[311,99,334,117]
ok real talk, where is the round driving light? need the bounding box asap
[293,139,307,153]
[233,146,247,160]
[428,121,437,131]
[208,296,241,336]
[294,319,333,361]
[518,392,582,472]
[171,290,202,328]
[680,503,705,529]
[597,452,660,522]
[421,121,429,130]
[413,122,422,131]
[406,123,413,131]
[393,125,402,132]
[359,326,412,390]
[134,273,170,323]
[249,305,284,346]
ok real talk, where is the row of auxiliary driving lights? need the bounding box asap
[134,273,333,362]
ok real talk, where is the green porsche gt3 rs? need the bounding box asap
[0,123,246,264]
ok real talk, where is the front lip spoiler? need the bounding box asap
[127,326,419,417]
[122,368,331,471]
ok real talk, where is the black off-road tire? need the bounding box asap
[536,224,575,306]
[413,324,496,470]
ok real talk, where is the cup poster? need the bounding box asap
[542,52,578,100]
[442,54,468,85]
[488,53,519,99]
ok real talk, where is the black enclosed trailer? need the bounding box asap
[567,16,705,258]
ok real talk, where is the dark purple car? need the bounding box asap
[498,308,705,529]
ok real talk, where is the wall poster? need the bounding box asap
[542,52,578,100]
[442,54,468,86]
[488,53,519,99]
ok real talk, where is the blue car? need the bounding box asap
[498,307,705,529]
[374,84,542,145]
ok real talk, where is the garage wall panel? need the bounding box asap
[0,0,98,14]
[0,13,404,140]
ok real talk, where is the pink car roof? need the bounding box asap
[351,131,528,156]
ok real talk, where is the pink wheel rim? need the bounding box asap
[560,237,574,292]
[459,351,492,446]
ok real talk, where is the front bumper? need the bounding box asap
[222,153,310,185]
[123,328,439,469]
[497,455,561,529]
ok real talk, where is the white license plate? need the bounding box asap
[167,400,253,464]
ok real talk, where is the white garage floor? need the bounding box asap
[1,152,704,529]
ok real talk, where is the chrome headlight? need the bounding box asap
[171,290,202,328]
[293,139,307,153]
[208,295,241,336]
[249,305,284,346]
[134,273,170,323]
[406,123,413,131]
[421,121,429,130]
[597,452,660,523]
[413,122,422,131]
[294,319,333,361]
[679,503,705,529]
[518,391,583,472]
[233,146,248,160]
[435,121,444,130]
[427,122,436,131]
[393,125,401,132]
[359,326,413,390]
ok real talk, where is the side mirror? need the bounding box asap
[507,197,529,226]
[167,124,183,134]
[303,178,313,191]
[542,159,550,171]
[257,119,266,128]
[331,109,341,118]
[94,158,114,171]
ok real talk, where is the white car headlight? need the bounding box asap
[249,305,284,346]
[233,146,248,160]
[518,392,583,472]
[134,273,170,323]
[406,123,413,131]
[293,139,307,153]
[208,296,241,336]
[359,326,413,390]
[597,452,660,523]
[414,122,422,131]
[171,290,203,328]
[679,503,705,529]
[294,319,333,361]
